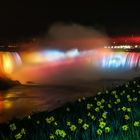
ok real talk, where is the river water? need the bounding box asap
[0,80,127,123]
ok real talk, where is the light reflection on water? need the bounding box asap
[0,79,127,123]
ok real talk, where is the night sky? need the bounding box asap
[0,1,140,44]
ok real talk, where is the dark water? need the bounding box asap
[0,80,126,123]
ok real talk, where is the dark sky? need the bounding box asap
[0,1,140,43]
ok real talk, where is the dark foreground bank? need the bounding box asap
[0,77,20,90]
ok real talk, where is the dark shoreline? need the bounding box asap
[0,77,21,90]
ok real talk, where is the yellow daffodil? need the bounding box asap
[15,133,22,140]
[49,134,55,139]
[134,121,140,127]
[78,118,83,124]
[78,98,81,102]
[94,97,97,101]
[55,129,59,135]
[125,84,128,88]
[99,122,106,128]
[88,112,91,117]
[128,98,132,102]
[117,99,120,103]
[91,115,96,121]
[66,107,70,112]
[127,108,131,112]
[122,125,129,131]
[133,97,137,102]
[97,128,102,135]
[28,115,31,119]
[112,90,116,95]
[122,106,127,112]
[55,129,66,138]
[46,116,55,124]
[67,121,71,126]
[124,115,130,120]
[122,90,125,94]
[105,90,109,94]
[99,118,104,122]
[54,121,58,126]
[100,106,104,109]
[20,128,26,135]
[101,99,105,103]
[108,104,112,108]
[60,131,66,138]
[95,107,100,112]
[87,104,93,110]
[82,123,89,130]
[9,123,16,131]
[36,121,40,124]
[127,95,130,98]
[114,101,117,104]
[82,97,86,100]
[118,108,121,111]
[105,127,111,133]
[115,95,118,98]
[97,92,101,95]
[102,112,107,119]
[70,125,77,132]
[97,101,102,106]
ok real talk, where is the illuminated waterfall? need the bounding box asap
[0,52,22,75]
[101,52,140,69]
